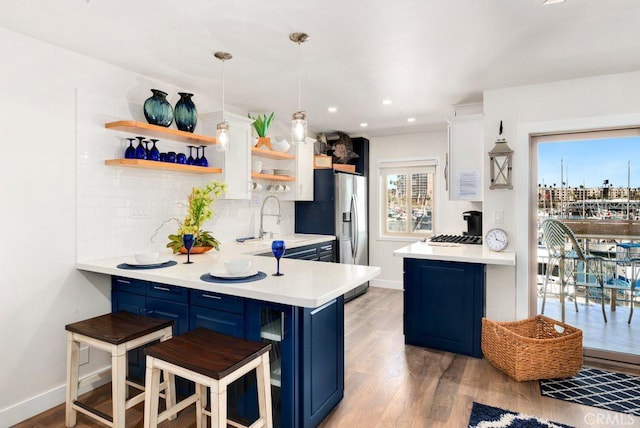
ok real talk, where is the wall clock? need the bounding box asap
[485,228,508,252]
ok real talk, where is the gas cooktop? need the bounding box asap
[429,234,482,245]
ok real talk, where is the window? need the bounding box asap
[379,160,436,238]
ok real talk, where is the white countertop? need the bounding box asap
[393,240,516,266]
[77,234,381,308]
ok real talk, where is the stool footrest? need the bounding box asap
[72,400,113,426]
[157,393,199,423]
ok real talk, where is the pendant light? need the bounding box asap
[290,32,309,144]
[214,51,232,152]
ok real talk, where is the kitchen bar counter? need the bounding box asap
[393,240,516,265]
[77,234,381,308]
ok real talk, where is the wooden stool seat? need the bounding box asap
[65,311,174,427]
[144,327,273,428]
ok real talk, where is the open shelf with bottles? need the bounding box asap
[105,120,218,146]
[104,159,222,174]
[251,147,295,160]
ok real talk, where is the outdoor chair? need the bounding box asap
[540,218,607,322]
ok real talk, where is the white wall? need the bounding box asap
[483,70,640,320]
[368,131,479,289]
[0,28,293,426]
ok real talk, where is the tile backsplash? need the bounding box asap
[76,91,294,261]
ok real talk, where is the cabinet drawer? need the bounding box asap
[112,276,148,295]
[190,306,245,338]
[190,290,245,314]
[284,247,318,260]
[147,282,188,303]
[318,243,335,262]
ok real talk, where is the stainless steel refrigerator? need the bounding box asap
[295,169,369,301]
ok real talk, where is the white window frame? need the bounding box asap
[377,158,438,240]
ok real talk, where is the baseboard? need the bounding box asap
[0,366,111,427]
[370,278,403,290]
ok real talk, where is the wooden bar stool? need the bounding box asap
[143,327,273,428]
[65,311,175,427]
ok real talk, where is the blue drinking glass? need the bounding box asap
[200,145,208,167]
[187,146,195,165]
[124,138,136,159]
[143,140,151,159]
[167,151,176,163]
[271,240,285,276]
[194,146,202,166]
[134,136,146,159]
[176,153,187,164]
[183,234,195,264]
[159,152,167,162]
[149,139,160,161]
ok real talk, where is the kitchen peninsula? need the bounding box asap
[394,241,515,358]
[77,234,380,428]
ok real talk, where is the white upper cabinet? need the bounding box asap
[446,113,484,201]
[284,137,314,201]
[200,111,253,200]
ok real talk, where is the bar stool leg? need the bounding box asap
[112,344,127,428]
[195,384,206,428]
[65,333,79,427]
[210,382,227,428]
[257,353,273,428]
[143,356,161,428]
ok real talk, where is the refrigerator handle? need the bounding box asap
[351,194,359,260]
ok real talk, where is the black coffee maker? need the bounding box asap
[463,210,483,236]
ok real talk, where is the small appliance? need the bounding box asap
[463,210,483,236]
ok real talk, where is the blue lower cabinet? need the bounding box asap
[301,297,344,428]
[403,258,485,358]
[111,275,345,427]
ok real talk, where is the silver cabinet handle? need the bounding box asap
[116,279,131,284]
[153,285,170,291]
[203,294,222,300]
[281,312,285,340]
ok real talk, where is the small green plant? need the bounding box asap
[156,180,227,254]
[248,112,274,138]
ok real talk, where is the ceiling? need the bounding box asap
[1,0,640,137]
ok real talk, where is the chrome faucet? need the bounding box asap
[259,195,281,239]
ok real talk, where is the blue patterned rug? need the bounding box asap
[539,367,640,416]
[468,402,573,427]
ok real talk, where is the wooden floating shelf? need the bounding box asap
[251,172,295,182]
[105,120,218,146]
[332,164,356,173]
[251,147,295,160]
[105,159,222,174]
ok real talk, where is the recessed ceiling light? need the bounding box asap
[407,117,416,123]
[381,99,392,105]
[327,106,337,113]
[360,122,368,128]
[543,0,566,4]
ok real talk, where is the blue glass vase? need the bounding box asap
[174,92,197,133]
[143,89,173,127]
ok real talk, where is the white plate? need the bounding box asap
[209,268,259,279]
[126,257,172,267]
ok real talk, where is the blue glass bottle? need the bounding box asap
[143,89,173,127]
[124,138,136,159]
[149,139,160,161]
[134,136,147,159]
[174,92,197,132]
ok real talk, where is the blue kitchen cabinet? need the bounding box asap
[403,258,485,358]
[301,297,344,428]
[111,270,345,428]
[259,240,336,263]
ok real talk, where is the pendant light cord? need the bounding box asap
[221,58,226,121]
[297,41,301,111]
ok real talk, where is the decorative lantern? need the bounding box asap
[489,121,514,190]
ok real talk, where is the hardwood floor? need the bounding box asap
[14,287,640,427]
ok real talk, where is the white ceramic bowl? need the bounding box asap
[271,139,291,153]
[224,259,252,275]
[134,251,160,264]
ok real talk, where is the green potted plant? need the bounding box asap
[248,112,274,149]
[164,180,227,254]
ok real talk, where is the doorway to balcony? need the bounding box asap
[534,128,640,364]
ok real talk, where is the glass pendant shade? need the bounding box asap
[216,121,229,152]
[291,111,307,144]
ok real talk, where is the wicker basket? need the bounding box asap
[481,315,583,381]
